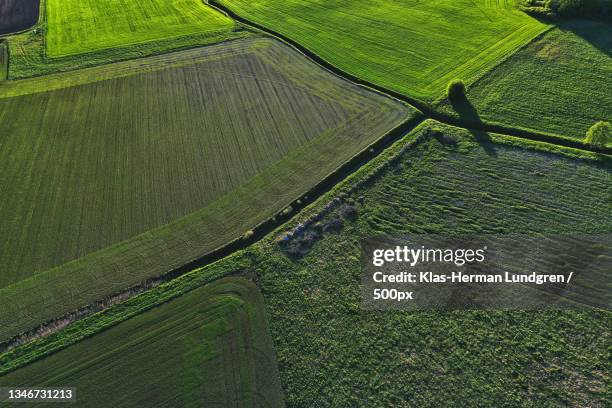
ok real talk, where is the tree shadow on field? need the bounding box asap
[449,93,498,158]
[450,92,481,125]
[470,130,498,158]
[557,19,612,57]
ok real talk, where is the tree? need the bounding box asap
[584,121,610,147]
[447,79,466,100]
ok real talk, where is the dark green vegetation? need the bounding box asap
[0,37,413,343]
[586,121,611,146]
[521,0,612,20]
[444,20,612,142]
[446,79,466,101]
[217,0,547,101]
[0,0,39,35]
[0,277,284,407]
[4,122,609,406]
[256,122,611,406]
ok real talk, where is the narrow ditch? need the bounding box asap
[0,114,424,353]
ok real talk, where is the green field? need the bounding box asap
[46,0,234,57]
[217,0,548,101]
[444,20,612,141]
[0,277,285,407]
[0,0,609,404]
[4,121,608,406]
[0,37,413,343]
[252,122,610,406]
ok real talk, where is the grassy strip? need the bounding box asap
[0,276,285,407]
[0,252,250,375]
[0,37,261,97]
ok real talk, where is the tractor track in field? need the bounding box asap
[2,1,611,359]
[207,0,611,155]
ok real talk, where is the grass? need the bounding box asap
[0,37,414,343]
[442,20,612,142]
[0,0,39,35]
[45,0,234,57]
[253,121,610,406]
[3,121,608,406]
[216,0,548,102]
[0,277,285,407]
[5,26,249,79]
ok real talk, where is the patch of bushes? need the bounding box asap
[278,203,360,259]
[340,204,359,221]
[584,121,611,147]
[520,0,612,20]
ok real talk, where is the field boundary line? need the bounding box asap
[207,0,610,154]
[434,25,555,106]
[2,118,609,375]
[0,118,431,374]
[0,110,425,355]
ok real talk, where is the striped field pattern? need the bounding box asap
[46,0,235,57]
[217,0,548,101]
[450,20,612,141]
[0,37,413,342]
[0,278,285,407]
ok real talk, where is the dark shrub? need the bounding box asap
[447,79,466,100]
[521,0,612,19]
[341,205,359,221]
[323,216,344,233]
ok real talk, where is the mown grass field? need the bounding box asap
[251,122,611,406]
[217,0,548,101]
[0,0,39,35]
[5,25,249,80]
[0,37,413,343]
[442,20,612,142]
[0,277,285,407]
[46,0,234,57]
